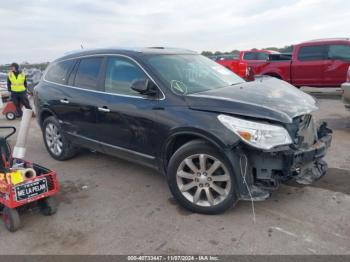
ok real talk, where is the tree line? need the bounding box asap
[0,62,49,72]
[0,45,294,69]
[201,45,293,56]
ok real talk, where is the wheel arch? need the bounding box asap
[39,108,57,128]
[263,72,282,79]
[161,128,235,175]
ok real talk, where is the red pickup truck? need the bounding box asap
[214,50,276,79]
[256,38,350,87]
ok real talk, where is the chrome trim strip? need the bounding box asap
[67,132,155,160]
[43,53,165,100]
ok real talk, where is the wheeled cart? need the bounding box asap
[2,101,18,121]
[0,126,59,232]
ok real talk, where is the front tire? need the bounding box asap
[167,140,238,214]
[42,116,79,160]
[5,112,16,120]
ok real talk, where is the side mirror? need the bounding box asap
[131,79,157,96]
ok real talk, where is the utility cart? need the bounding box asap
[0,126,59,232]
[2,101,18,121]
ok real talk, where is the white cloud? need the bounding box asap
[0,0,349,63]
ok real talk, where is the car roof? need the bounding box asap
[242,49,278,54]
[298,38,350,46]
[55,47,197,62]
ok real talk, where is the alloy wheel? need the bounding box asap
[45,123,63,156]
[176,154,231,207]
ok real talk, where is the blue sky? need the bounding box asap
[0,0,349,64]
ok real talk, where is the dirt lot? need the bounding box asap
[0,91,349,255]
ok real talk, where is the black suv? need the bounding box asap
[34,48,332,214]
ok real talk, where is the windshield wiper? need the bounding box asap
[230,82,244,86]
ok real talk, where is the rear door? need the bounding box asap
[324,44,350,86]
[292,44,328,86]
[95,55,161,165]
[64,57,105,146]
[242,52,269,78]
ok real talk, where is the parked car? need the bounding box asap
[23,68,43,94]
[0,72,10,100]
[34,48,332,214]
[215,50,276,80]
[341,65,350,110]
[255,38,350,87]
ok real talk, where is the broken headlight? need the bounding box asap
[218,114,292,150]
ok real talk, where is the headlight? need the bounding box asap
[218,114,292,150]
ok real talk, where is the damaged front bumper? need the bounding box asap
[284,134,331,184]
[235,122,332,201]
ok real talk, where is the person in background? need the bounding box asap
[7,62,32,117]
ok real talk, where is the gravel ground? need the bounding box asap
[0,91,349,255]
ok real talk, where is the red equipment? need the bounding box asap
[0,126,59,232]
[2,101,18,121]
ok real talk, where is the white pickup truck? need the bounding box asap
[0,72,10,100]
[342,66,350,111]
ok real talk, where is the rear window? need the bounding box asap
[45,60,75,84]
[74,57,103,90]
[243,52,268,60]
[328,44,350,61]
[298,45,327,61]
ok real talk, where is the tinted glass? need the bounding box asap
[328,44,350,61]
[74,57,103,90]
[217,54,239,61]
[45,60,74,84]
[298,45,327,61]
[243,52,268,60]
[105,57,148,96]
[146,54,244,95]
[67,62,78,86]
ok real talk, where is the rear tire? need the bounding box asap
[42,116,79,160]
[167,140,238,214]
[3,207,20,232]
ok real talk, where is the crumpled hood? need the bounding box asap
[185,77,318,124]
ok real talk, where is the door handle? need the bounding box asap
[60,99,69,104]
[98,106,110,113]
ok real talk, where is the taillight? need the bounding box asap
[347,66,350,82]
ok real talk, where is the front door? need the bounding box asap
[96,56,161,165]
[323,44,350,86]
[292,44,328,87]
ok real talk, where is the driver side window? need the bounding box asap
[104,56,148,96]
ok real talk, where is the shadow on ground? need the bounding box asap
[286,168,350,195]
[318,116,350,131]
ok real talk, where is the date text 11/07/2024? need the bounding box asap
[127,255,219,261]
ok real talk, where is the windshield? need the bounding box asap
[146,54,244,95]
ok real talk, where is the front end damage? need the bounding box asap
[233,115,332,201]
